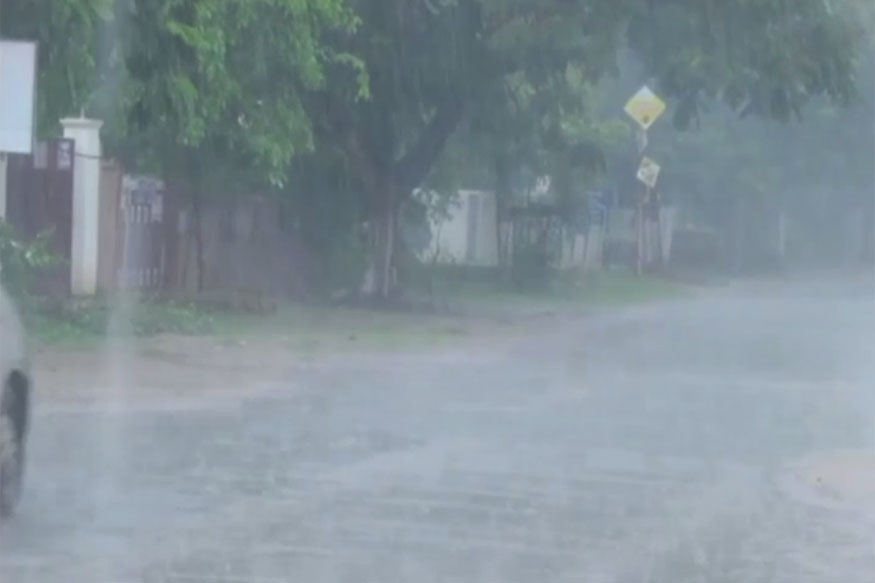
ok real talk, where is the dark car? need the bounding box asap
[0,285,31,517]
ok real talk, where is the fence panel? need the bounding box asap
[118,175,165,290]
[4,138,74,295]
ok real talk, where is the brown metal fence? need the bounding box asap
[4,139,74,295]
[117,175,165,291]
[5,145,302,298]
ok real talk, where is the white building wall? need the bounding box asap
[425,190,498,267]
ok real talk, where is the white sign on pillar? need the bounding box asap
[61,117,103,296]
[0,40,38,221]
[0,40,37,154]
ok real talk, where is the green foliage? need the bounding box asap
[424,0,863,242]
[107,0,365,189]
[29,298,217,344]
[0,221,62,298]
[644,48,874,227]
[280,149,369,294]
[402,188,460,258]
[0,0,109,135]
[626,0,863,127]
[7,0,871,295]
[321,229,369,292]
[511,242,552,291]
[462,61,629,210]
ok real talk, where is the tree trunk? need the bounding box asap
[337,98,465,302]
[193,189,205,294]
[360,179,400,302]
[494,151,510,277]
[376,206,396,298]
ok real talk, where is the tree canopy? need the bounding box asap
[4,0,872,293]
[1,0,107,134]
[111,0,364,189]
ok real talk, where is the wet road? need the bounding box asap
[2,284,873,581]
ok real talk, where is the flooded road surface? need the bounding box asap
[1,283,873,581]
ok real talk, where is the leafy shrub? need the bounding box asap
[0,220,62,298]
[511,242,551,291]
[31,297,218,343]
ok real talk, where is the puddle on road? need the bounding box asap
[779,449,875,520]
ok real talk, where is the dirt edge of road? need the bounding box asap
[30,305,588,406]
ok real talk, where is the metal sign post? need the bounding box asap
[636,157,662,273]
[624,85,666,275]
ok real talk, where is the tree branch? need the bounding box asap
[394,95,466,194]
[482,0,579,39]
[342,129,381,199]
[306,92,383,206]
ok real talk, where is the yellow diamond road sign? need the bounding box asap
[624,86,666,131]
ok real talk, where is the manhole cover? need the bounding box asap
[779,449,875,520]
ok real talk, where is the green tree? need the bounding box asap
[100,0,364,290]
[305,0,865,300]
[0,0,108,134]
[640,42,874,269]
[428,64,629,276]
[108,0,363,181]
[8,0,867,295]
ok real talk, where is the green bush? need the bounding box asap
[0,220,62,298]
[320,229,368,294]
[30,297,218,343]
[511,242,552,291]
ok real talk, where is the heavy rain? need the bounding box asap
[0,1,873,581]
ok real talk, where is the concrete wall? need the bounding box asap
[426,196,611,272]
[425,190,499,266]
[558,227,606,272]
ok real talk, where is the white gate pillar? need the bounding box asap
[61,117,103,296]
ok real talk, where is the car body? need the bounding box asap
[0,284,30,517]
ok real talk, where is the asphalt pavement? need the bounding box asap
[1,282,873,582]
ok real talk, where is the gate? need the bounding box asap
[118,175,165,290]
[4,139,74,295]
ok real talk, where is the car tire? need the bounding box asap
[0,411,22,518]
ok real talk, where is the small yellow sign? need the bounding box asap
[624,86,666,131]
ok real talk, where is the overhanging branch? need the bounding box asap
[483,0,580,39]
[394,95,465,193]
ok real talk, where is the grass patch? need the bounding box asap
[24,295,472,351]
[23,269,687,348]
[25,297,218,346]
[435,268,688,311]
